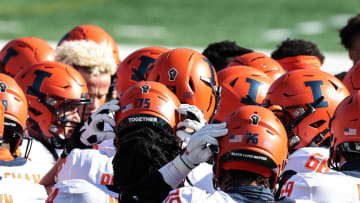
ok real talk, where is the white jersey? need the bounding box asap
[185,162,215,193]
[164,187,237,203]
[0,156,52,184]
[56,148,114,185]
[19,138,62,166]
[283,147,332,174]
[47,179,118,203]
[280,171,360,203]
[96,138,116,157]
[0,178,47,202]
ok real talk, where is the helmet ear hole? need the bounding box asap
[189,78,195,92]
[309,120,326,128]
[328,80,338,90]
[29,107,42,116]
[229,77,238,87]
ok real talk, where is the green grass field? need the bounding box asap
[0,0,359,51]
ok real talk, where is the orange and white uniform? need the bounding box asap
[56,148,114,185]
[19,138,62,166]
[0,178,47,202]
[47,179,118,203]
[0,148,52,183]
[283,147,332,174]
[280,171,360,203]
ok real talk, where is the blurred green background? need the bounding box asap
[0,0,359,51]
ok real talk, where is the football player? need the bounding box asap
[115,46,169,96]
[280,91,360,202]
[163,105,293,202]
[228,52,285,81]
[263,69,349,198]
[15,61,92,165]
[0,93,48,201]
[0,73,52,183]
[147,48,221,123]
[46,81,182,202]
[0,37,55,77]
[56,24,119,120]
[202,40,253,72]
[271,38,324,72]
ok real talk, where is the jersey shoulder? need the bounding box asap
[281,171,360,203]
[48,179,117,203]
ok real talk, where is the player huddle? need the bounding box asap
[1,13,360,203]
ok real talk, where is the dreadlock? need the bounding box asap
[112,126,180,197]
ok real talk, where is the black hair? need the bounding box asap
[112,126,181,192]
[342,151,360,163]
[221,169,271,190]
[202,40,253,72]
[271,38,325,64]
[1,118,23,155]
[340,14,360,50]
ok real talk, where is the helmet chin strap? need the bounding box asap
[200,76,222,124]
[288,96,325,152]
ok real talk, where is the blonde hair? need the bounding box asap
[55,40,117,76]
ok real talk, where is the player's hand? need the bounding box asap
[176,104,207,144]
[159,122,227,188]
[80,100,120,146]
[179,122,227,169]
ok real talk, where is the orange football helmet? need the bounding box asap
[214,65,273,122]
[57,24,120,65]
[0,37,55,77]
[14,61,91,146]
[147,48,221,123]
[342,61,360,94]
[214,105,288,190]
[276,55,322,72]
[115,46,170,96]
[0,73,28,154]
[329,91,360,169]
[116,81,180,136]
[228,52,285,81]
[264,69,349,153]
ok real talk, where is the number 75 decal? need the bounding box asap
[138,98,150,108]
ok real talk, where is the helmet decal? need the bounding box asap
[168,68,178,81]
[26,70,52,97]
[250,114,260,126]
[229,134,244,143]
[241,78,264,105]
[246,132,259,145]
[0,82,7,93]
[131,55,156,81]
[140,84,150,94]
[1,100,7,111]
[1,47,18,68]
[304,80,329,108]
